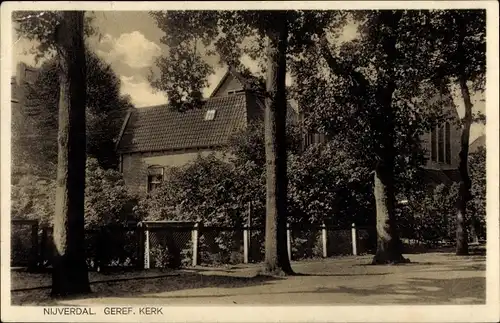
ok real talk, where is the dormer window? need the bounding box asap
[227,89,245,95]
[205,109,216,121]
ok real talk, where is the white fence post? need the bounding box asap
[322,222,328,258]
[144,228,150,269]
[351,222,357,256]
[192,222,199,267]
[287,223,292,261]
[243,225,249,264]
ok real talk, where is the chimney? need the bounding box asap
[16,62,27,86]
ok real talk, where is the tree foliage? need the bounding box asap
[13,11,97,63]
[397,182,460,247]
[11,158,138,228]
[427,9,486,255]
[149,10,342,273]
[12,50,132,174]
[288,141,372,226]
[468,146,486,239]
[148,11,339,104]
[289,10,461,264]
[428,10,486,92]
[85,158,139,229]
[11,174,56,226]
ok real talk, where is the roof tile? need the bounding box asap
[118,93,247,153]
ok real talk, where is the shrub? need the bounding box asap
[11,174,56,226]
[12,159,139,269]
[469,146,486,240]
[136,154,259,225]
[85,158,139,229]
[287,141,373,226]
[291,230,323,259]
[12,158,138,228]
[397,182,459,247]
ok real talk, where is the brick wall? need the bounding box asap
[121,149,228,196]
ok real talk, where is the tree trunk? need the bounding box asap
[51,11,91,297]
[371,161,408,264]
[263,13,293,275]
[371,11,408,265]
[455,76,473,256]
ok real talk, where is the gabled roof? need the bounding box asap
[117,66,300,154]
[117,93,248,153]
[421,168,461,186]
[209,67,265,98]
[469,134,486,154]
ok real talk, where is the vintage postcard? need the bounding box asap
[1,1,499,322]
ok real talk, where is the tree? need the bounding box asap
[291,10,452,264]
[13,50,131,173]
[262,12,292,273]
[149,10,333,274]
[51,11,90,296]
[14,10,92,296]
[429,10,486,255]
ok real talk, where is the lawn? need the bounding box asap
[11,252,486,306]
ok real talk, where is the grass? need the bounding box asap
[10,252,486,306]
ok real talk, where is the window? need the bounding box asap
[431,122,452,164]
[445,122,451,164]
[304,133,315,148]
[204,109,216,121]
[303,132,327,148]
[431,126,437,162]
[147,166,164,192]
[438,125,445,163]
[227,89,245,95]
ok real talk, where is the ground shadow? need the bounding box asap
[313,276,486,304]
[353,261,437,267]
[11,271,283,305]
[403,245,486,256]
[108,276,485,305]
[179,267,389,277]
[286,272,389,277]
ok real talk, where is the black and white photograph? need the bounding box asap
[1,1,499,322]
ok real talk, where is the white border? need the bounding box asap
[1,2,499,323]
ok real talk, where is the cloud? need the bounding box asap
[12,37,48,70]
[119,75,167,108]
[338,20,360,43]
[97,31,161,69]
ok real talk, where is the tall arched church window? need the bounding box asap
[445,122,451,164]
[431,126,437,162]
[438,125,445,163]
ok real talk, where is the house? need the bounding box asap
[116,67,465,195]
[116,68,299,195]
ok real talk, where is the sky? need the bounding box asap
[12,11,485,142]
